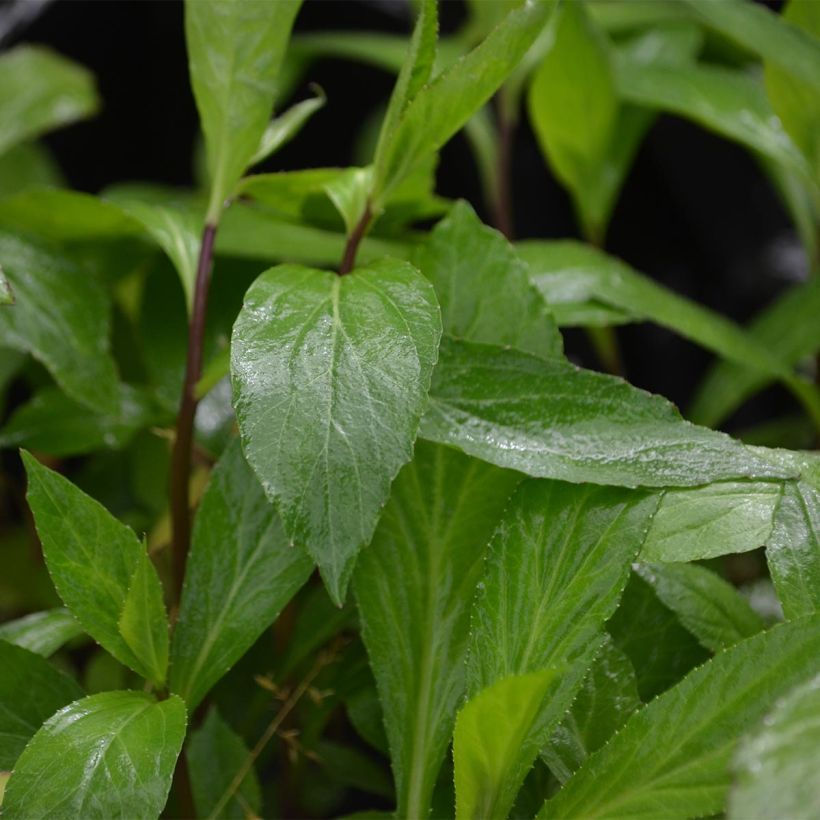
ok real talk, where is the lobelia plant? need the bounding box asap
[0,0,819,818]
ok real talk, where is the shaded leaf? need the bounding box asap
[0,609,82,657]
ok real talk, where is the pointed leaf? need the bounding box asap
[170,441,313,709]
[353,441,520,819]
[250,88,326,166]
[188,708,261,819]
[635,562,765,652]
[0,640,83,768]
[0,46,99,156]
[541,613,820,819]
[0,609,82,657]
[730,674,820,820]
[3,691,186,820]
[231,260,441,603]
[185,0,302,220]
[0,232,119,413]
[766,479,820,619]
[421,338,794,488]
[23,452,169,683]
[416,201,562,359]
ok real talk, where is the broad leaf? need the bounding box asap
[353,441,520,819]
[0,232,119,413]
[635,562,765,651]
[730,674,820,820]
[766,479,820,619]
[0,640,83,768]
[421,338,794,488]
[690,276,820,427]
[541,613,820,819]
[23,453,169,683]
[415,201,562,359]
[0,384,156,457]
[0,46,99,156]
[372,0,553,203]
[528,0,617,242]
[188,708,261,819]
[0,142,63,199]
[542,637,641,784]
[170,441,313,709]
[185,0,301,221]
[3,691,186,820]
[454,480,659,819]
[641,481,781,562]
[0,608,82,657]
[231,260,441,604]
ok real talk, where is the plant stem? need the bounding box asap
[493,98,514,240]
[170,222,217,604]
[339,204,373,275]
[170,749,196,820]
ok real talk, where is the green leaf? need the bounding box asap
[0,640,83,768]
[635,562,765,651]
[0,141,64,198]
[23,452,170,684]
[0,46,99,156]
[415,201,562,359]
[0,232,119,413]
[372,0,553,204]
[188,708,261,819]
[250,87,326,166]
[541,637,641,784]
[730,674,820,820]
[353,441,520,819]
[323,166,374,236]
[690,276,820,427]
[170,441,313,710]
[615,56,814,185]
[185,0,301,222]
[454,480,659,819]
[527,0,617,242]
[766,479,820,620]
[421,338,794,488]
[681,0,820,94]
[641,481,782,562]
[231,260,441,604]
[540,613,820,819]
[608,571,710,701]
[0,609,82,657]
[3,691,186,820]
[0,384,156,457]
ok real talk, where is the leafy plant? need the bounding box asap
[0,0,819,818]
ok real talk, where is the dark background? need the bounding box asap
[4,0,805,429]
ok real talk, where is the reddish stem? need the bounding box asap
[339,204,373,275]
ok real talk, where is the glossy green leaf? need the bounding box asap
[23,452,169,683]
[0,640,83,768]
[0,232,119,413]
[641,481,782,562]
[188,708,261,819]
[766,479,820,620]
[170,441,313,710]
[528,0,617,241]
[542,637,641,784]
[0,609,82,658]
[353,441,520,819]
[0,46,99,156]
[3,691,186,820]
[421,338,794,488]
[690,276,820,427]
[231,260,441,604]
[454,481,659,819]
[615,56,813,185]
[323,166,374,236]
[730,674,820,820]
[185,0,301,221]
[608,571,709,701]
[635,562,765,651]
[682,0,820,93]
[541,613,820,819]
[372,0,553,204]
[0,384,156,457]
[0,141,64,198]
[415,201,562,359]
[250,87,326,166]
